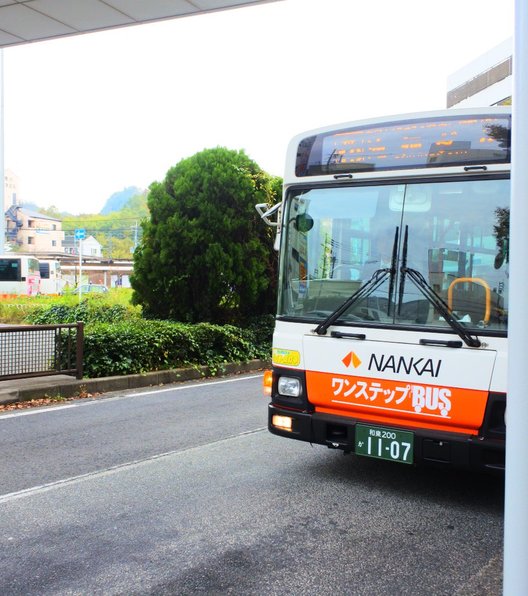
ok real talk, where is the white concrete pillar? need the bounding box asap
[504,1,528,593]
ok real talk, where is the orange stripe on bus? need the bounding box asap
[306,370,488,435]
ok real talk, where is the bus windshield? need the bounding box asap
[0,258,21,282]
[279,177,510,333]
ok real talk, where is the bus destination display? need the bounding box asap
[295,115,511,177]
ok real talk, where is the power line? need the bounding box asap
[61,217,147,223]
[8,226,143,234]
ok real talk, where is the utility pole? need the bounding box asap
[78,238,83,303]
[0,50,5,253]
[74,228,86,301]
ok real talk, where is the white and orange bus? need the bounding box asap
[260,107,509,473]
[0,255,41,296]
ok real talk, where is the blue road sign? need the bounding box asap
[74,228,86,240]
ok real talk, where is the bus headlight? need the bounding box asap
[278,376,301,397]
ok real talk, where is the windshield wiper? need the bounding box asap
[313,268,391,335]
[401,267,481,348]
[397,225,408,317]
[314,227,399,336]
[387,226,399,317]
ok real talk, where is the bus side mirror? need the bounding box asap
[294,213,314,232]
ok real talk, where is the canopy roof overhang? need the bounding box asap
[0,0,279,49]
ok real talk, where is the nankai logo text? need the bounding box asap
[342,351,442,378]
[370,353,442,378]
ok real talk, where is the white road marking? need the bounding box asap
[130,373,263,397]
[0,373,263,419]
[0,404,79,419]
[0,426,267,504]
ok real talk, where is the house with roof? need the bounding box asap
[5,206,65,254]
[81,235,103,257]
[62,234,102,257]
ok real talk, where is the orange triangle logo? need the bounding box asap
[342,351,361,368]
[342,352,352,367]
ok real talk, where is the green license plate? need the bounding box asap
[355,424,414,464]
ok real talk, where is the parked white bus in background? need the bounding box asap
[39,259,66,295]
[261,107,510,473]
[0,255,41,296]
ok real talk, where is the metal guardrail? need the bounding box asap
[0,323,84,380]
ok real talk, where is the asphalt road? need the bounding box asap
[0,373,504,595]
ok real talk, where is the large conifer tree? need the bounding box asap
[131,148,279,322]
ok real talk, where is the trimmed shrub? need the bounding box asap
[82,318,272,378]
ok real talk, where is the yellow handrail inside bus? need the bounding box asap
[447,277,491,324]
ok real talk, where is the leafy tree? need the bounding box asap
[131,147,279,323]
[98,235,136,259]
[38,205,62,218]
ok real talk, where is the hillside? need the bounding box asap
[100,186,144,215]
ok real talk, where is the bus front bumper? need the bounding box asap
[268,403,505,474]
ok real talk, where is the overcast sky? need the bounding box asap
[3,0,514,214]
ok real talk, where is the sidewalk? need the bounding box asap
[0,359,269,405]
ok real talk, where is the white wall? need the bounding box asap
[447,38,512,108]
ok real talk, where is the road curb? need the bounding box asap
[0,359,271,405]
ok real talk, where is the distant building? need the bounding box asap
[81,235,102,258]
[62,234,76,255]
[3,169,21,212]
[447,38,512,108]
[62,233,102,257]
[5,206,65,253]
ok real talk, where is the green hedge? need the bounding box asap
[21,301,274,378]
[83,317,274,378]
